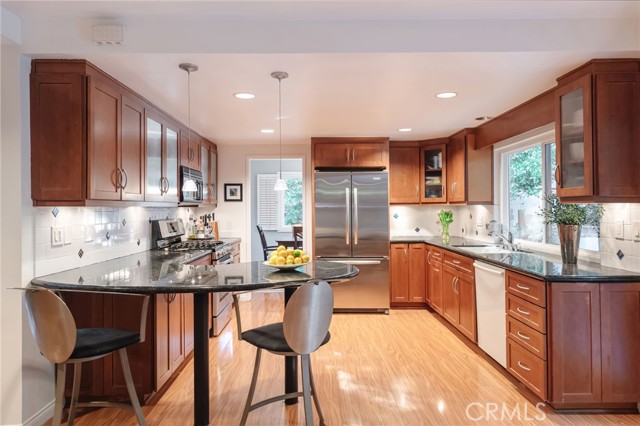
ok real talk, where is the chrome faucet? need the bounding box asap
[486,220,515,250]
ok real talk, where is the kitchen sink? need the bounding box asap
[453,244,532,255]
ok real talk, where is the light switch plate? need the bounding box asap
[632,221,640,242]
[614,220,624,239]
[51,226,64,246]
[64,226,72,245]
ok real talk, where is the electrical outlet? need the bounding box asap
[51,226,64,246]
[632,221,640,242]
[615,220,624,239]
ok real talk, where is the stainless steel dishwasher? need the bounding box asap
[474,261,506,367]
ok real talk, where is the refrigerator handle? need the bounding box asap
[353,187,358,245]
[345,187,350,245]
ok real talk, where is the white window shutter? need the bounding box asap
[257,174,278,230]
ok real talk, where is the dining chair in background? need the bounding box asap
[292,224,303,249]
[232,281,334,426]
[23,287,149,426]
[257,224,278,260]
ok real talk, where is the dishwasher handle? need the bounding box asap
[328,260,382,265]
[473,262,505,276]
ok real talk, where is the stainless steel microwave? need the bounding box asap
[180,166,203,204]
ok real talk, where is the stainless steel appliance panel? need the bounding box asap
[351,172,389,258]
[314,172,352,258]
[323,258,389,312]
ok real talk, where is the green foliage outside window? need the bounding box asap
[284,178,303,226]
[509,147,542,198]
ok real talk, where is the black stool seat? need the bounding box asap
[71,328,140,359]
[242,323,330,353]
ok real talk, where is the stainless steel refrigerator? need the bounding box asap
[314,171,390,313]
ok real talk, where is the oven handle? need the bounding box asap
[215,254,233,264]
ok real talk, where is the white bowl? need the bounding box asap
[263,261,310,270]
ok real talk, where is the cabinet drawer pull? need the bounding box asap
[516,307,531,316]
[517,361,531,371]
[516,331,531,340]
[452,260,461,264]
[515,283,530,291]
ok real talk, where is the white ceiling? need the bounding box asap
[3,1,640,145]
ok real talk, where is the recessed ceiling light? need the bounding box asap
[435,92,457,99]
[260,129,274,134]
[234,92,255,100]
[475,116,494,121]
[398,128,412,132]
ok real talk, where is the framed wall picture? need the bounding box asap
[224,183,243,202]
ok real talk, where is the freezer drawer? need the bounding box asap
[320,258,389,313]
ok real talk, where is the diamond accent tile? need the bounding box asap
[52,207,60,217]
[393,213,399,219]
[106,232,110,240]
[122,219,127,227]
[78,276,84,284]
[137,238,141,246]
[137,260,141,267]
[78,249,84,258]
[414,227,420,233]
[617,249,624,260]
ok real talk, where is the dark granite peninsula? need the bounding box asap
[31,255,357,426]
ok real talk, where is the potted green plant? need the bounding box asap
[538,194,604,264]
[437,210,453,244]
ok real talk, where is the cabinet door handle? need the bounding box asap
[515,283,530,291]
[427,251,432,266]
[116,168,122,190]
[164,177,170,194]
[451,276,456,293]
[352,149,355,163]
[121,168,128,190]
[554,163,560,185]
[517,361,531,371]
[346,149,350,163]
[415,184,419,198]
[516,307,531,316]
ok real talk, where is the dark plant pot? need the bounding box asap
[558,224,581,264]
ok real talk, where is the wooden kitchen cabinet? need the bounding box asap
[312,137,389,169]
[144,109,180,203]
[426,247,443,314]
[389,145,421,204]
[446,129,493,205]
[390,243,426,307]
[555,59,640,202]
[200,139,219,206]
[155,293,185,390]
[441,250,476,342]
[180,129,201,170]
[420,141,448,203]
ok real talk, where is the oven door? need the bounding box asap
[214,254,232,265]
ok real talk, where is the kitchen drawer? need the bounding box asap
[427,247,443,264]
[507,338,547,400]
[506,271,546,308]
[507,293,546,333]
[443,251,473,276]
[507,316,547,360]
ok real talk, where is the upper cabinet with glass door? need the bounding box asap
[199,139,218,206]
[555,59,640,202]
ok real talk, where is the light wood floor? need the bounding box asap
[61,291,638,425]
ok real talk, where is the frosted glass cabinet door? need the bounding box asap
[201,145,209,202]
[556,74,593,198]
[146,117,163,200]
[165,127,179,202]
[210,150,217,204]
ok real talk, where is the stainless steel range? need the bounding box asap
[151,218,233,336]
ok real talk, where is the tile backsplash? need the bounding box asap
[599,203,640,273]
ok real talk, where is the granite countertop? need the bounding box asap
[31,250,358,294]
[391,235,640,282]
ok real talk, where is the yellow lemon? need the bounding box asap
[294,257,303,264]
[270,251,278,258]
[286,249,294,256]
[268,256,277,265]
[285,259,294,265]
[275,256,286,265]
[301,255,310,263]
[286,255,295,262]
[277,245,286,251]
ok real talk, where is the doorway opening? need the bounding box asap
[249,158,304,262]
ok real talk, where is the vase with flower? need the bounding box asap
[437,210,453,244]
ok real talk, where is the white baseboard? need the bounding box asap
[23,400,53,426]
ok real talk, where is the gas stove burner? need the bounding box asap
[171,240,224,250]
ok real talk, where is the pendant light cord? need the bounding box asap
[278,76,282,178]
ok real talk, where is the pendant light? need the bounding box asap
[272,71,289,191]
[179,62,198,193]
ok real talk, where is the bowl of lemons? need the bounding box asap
[264,246,311,270]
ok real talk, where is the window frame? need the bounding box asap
[276,171,303,232]
[494,126,600,260]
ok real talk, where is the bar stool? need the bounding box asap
[233,281,334,426]
[23,288,148,426]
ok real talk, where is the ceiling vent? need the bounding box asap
[92,25,124,45]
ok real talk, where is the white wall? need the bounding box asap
[215,144,311,263]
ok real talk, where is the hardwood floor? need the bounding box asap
[59,291,638,425]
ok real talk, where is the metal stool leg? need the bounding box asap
[240,348,263,426]
[67,362,82,426]
[300,355,314,426]
[119,348,147,426]
[52,363,66,426]
[308,359,325,425]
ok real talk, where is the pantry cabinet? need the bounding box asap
[312,137,389,169]
[555,59,640,202]
[390,243,426,306]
